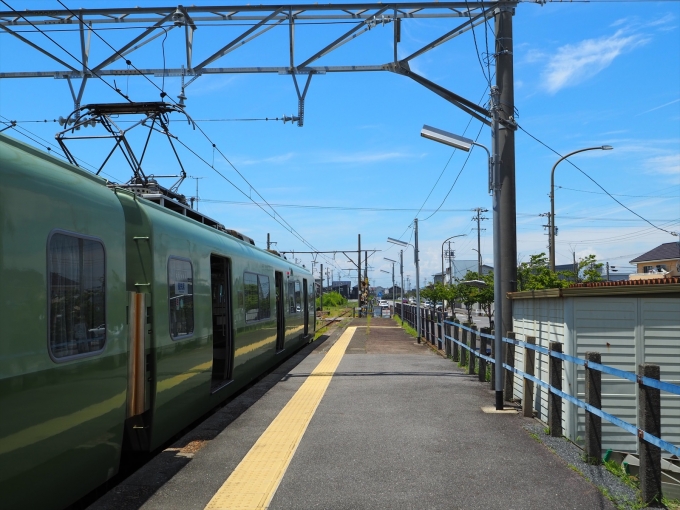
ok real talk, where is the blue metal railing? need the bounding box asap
[437,318,680,457]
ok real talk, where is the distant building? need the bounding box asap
[433,262,493,284]
[554,263,630,282]
[629,242,680,280]
[331,280,351,298]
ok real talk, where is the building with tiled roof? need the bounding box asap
[628,241,680,280]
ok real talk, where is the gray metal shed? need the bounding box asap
[508,280,680,454]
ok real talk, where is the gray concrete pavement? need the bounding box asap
[90,317,614,510]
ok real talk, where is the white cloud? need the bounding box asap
[238,152,295,165]
[320,151,415,164]
[636,98,680,116]
[645,154,680,177]
[542,30,648,94]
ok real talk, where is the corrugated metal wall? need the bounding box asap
[512,294,680,454]
[511,298,564,430]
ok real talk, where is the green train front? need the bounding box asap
[0,133,315,510]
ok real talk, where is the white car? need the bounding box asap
[378,300,389,307]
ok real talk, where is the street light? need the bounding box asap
[384,257,398,316]
[549,145,613,271]
[421,123,504,410]
[388,227,421,343]
[441,234,466,285]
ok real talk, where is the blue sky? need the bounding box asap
[1,1,678,290]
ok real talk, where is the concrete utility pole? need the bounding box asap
[320,263,324,311]
[472,207,488,274]
[400,249,404,321]
[414,218,421,343]
[495,3,518,385]
[358,234,361,312]
[267,233,270,250]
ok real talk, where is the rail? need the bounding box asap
[394,302,680,503]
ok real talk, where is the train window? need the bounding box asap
[48,232,106,360]
[295,281,301,312]
[168,258,194,339]
[244,272,271,322]
[287,280,301,313]
[259,275,271,320]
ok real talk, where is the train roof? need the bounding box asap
[0,132,311,275]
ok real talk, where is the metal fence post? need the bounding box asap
[479,327,489,383]
[584,351,601,464]
[638,363,662,505]
[437,311,443,350]
[453,320,460,362]
[523,336,536,418]
[489,328,495,390]
[505,331,516,402]
[461,323,469,367]
[431,311,436,345]
[549,341,563,437]
[445,320,451,357]
[468,325,478,375]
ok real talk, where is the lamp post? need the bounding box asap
[388,222,420,343]
[549,145,613,271]
[384,257,397,316]
[420,123,504,409]
[441,234,466,285]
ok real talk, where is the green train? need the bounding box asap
[0,133,315,510]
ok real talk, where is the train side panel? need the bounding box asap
[0,134,128,510]
[120,197,313,450]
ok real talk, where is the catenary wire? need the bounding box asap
[50,0,343,274]
[517,123,678,237]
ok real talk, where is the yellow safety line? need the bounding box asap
[204,326,356,510]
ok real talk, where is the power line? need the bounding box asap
[517,123,678,238]
[200,199,475,213]
[421,122,486,222]
[4,0,343,274]
[47,0,343,274]
[555,184,680,199]
[0,0,134,103]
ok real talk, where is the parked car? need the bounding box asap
[378,300,389,307]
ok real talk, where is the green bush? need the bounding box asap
[315,291,347,308]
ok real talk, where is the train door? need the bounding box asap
[303,278,309,336]
[275,271,285,351]
[210,255,233,391]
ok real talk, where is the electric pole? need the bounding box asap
[358,234,362,313]
[539,212,552,258]
[189,176,204,210]
[414,218,421,343]
[472,207,488,274]
[495,2,517,407]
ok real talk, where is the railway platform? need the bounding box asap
[88,317,615,510]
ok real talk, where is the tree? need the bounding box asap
[477,271,495,324]
[574,254,604,283]
[516,253,570,291]
[453,271,480,323]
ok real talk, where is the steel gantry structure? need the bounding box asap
[0,1,519,404]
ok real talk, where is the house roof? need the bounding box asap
[629,242,680,263]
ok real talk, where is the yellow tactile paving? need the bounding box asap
[204,327,357,510]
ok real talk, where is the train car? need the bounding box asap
[0,133,315,510]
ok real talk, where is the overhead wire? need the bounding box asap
[556,184,680,199]
[46,0,344,274]
[421,123,486,222]
[0,113,116,179]
[517,124,678,237]
[4,0,341,274]
[0,0,133,104]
